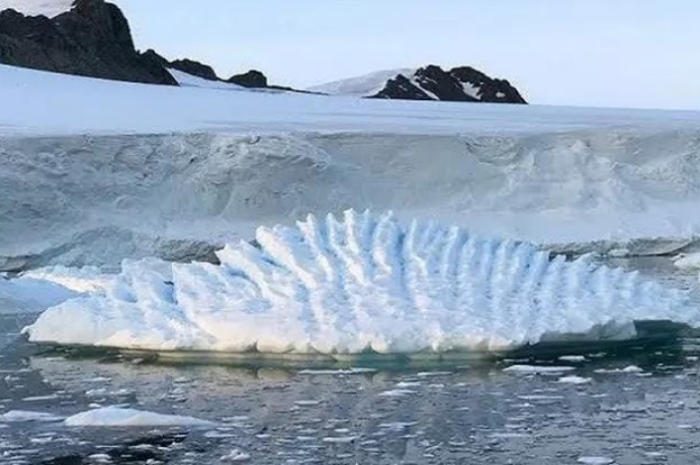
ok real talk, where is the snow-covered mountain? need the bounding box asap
[0,0,72,17]
[0,0,528,103]
[309,65,527,104]
[307,68,416,97]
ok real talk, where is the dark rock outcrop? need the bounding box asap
[450,66,526,104]
[378,73,441,101]
[169,58,218,81]
[140,48,169,68]
[227,69,268,88]
[0,0,177,85]
[371,65,526,104]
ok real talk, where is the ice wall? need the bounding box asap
[3,130,700,271]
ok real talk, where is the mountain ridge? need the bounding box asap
[0,0,527,103]
[311,65,527,104]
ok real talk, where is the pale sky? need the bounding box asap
[5,0,700,109]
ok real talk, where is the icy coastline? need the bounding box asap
[2,64,700,270]
[3,129,700,271]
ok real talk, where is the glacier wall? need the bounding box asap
[25,210,699,354]
[3,129,700,271]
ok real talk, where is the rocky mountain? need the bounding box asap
[0,0,528,102]
[141,49,220,82]
[169,58,218,81]
[0,0,177,85]
[372,65,526,104]
[227,69,267,88]
[0,0,73,18]
[311,65,527,104]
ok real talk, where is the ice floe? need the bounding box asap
[24,210,699,356]
[558,375,592,384]
[0,410,63,422]
[577,457,615,465]
[63,406,214,427]
[503,365,576,375]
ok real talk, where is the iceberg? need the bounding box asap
[24,210,699,356]
[64,406,214,427]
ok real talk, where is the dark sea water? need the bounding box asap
[1,257,699,465]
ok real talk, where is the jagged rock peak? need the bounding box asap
[371,64,527,104]
[60,0,135,50]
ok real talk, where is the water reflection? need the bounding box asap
[0,337,695,464]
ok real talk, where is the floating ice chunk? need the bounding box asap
[577,457,615,465]
[297,368,377,375]
[25,210,699,355]
[559,355,587,362]
[673,252,700,270]
[322,435,358,443]
[503,365,576,374]
[558,375,592,384]
[594,365,644,374]
[64,406,214,427]
[378,389,416,397]
[220,449,251,462]
[0,410,63,422]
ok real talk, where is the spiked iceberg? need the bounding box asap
[24,211,699,355]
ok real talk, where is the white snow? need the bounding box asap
[24,210,698,355]
[167,68,245,91]
[307,68,415,96]
[3,63,700,138]
[459,81,482,99]
[63,406,214,427]
[21,265,116,294]
[411,77,439,100]
[0,0,72,17]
